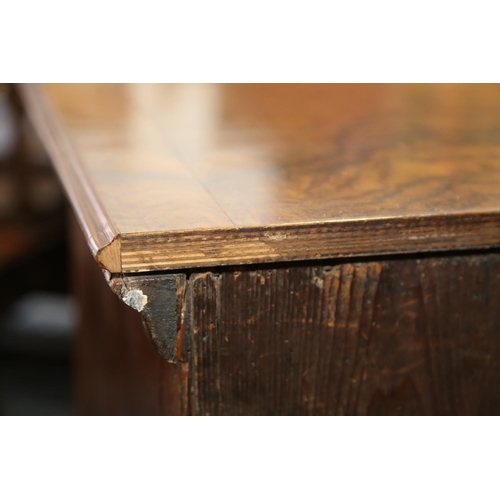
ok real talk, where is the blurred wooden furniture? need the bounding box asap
[18,83,500,415]
[0,85,66,312]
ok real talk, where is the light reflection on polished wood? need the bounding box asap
[19,83,500,273]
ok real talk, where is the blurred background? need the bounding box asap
[0,84,74,415]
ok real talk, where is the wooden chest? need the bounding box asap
[19,84,500,415]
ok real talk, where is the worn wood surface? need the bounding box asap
[188,254,500,415]
[72,207,500,415]
[18,83,500,273]
[108,273,186,363]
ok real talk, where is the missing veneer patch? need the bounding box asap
[122,289,148,312]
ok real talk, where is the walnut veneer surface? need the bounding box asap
[19,84,500,273]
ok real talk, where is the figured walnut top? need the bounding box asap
[19,84,500,273]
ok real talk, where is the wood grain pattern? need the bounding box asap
[71,230,500,415]
[188,254,500,415]
[18,84,500,273]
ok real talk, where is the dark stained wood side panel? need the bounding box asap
[69,208,500,416]
[70,213,186,415]
[188,255,500,415]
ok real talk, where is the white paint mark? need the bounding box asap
[123,289,148,312]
